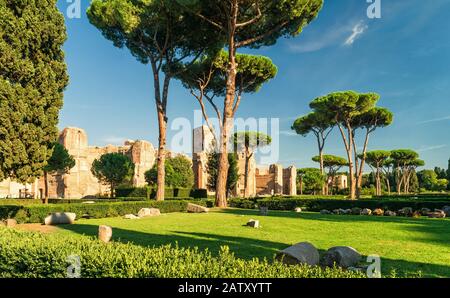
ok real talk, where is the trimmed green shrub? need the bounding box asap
[116,187,208,199]
[0,200,190,223]
[189,189,208,199]
[0,228,364,278]
[115,187,150,199]
[255,198,450,212]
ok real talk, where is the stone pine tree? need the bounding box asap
[233,132,272,198]
[365,150,391,196]
[310,91,393,199]
[173,50,277,144]
[87,0,219,201]
[0,0,68,184]
[390,149,424,194]
[173,50,277,204]
[312,155,347,195]
[292,112,335,194]
[91,153,135,198]
[42,143,75,204]
[178,0,324,207]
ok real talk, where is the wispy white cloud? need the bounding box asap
[416,145,447,153]
[344,22,368,46]
[288,20,368,53]
[279,130,298,137]
[418,115,450,124]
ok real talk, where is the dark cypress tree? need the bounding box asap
[0,0,68,183]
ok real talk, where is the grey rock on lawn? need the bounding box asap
[294,207,302,213]
[351,207,362,215]
[137,208,161,218]
[361,208,372,216]
[187,203,209,213]
[321,246,361,269]
[333,209,345,215]
[442,206,450,217]
[124,214,140,220]
[247,219,260,228]
[398,207,413,217]
[428,210,446,219]
[44,212,76,225]
[1,219,17,228]
[384,210,397,217]
[320,210,331,215]
[98,225,112,243]
[276,242,320,266]
[420,208,431,216]
[343,209,352,215]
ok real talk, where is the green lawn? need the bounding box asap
[56,209,450,278]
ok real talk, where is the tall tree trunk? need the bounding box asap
[151,61,170,202]
[110,182,115,198]
[243,148,251,199]
[338,124,356,199]
[156,108,167,201]
[44,171,49,204]
[216,7,238,208]
[355,130,370,199]
[318,145,326,195]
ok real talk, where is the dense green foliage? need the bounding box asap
[91,153,135,197]
[0,200,194,223]
[145,155,194,188]
[230,198,450,212]
[43,143,75,174]
[0,228,363,278]
[115,186,208,199]
[418,170,449,192]
[0,0,68,183]
[297,168,325,194]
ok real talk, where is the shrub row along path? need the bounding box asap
[26,208,450,278]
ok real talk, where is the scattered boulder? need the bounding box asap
[351,207,362,215]
[420,208,431,216]
[320,210,331,215]
[372,209,384,216]
[98,225,112,243]
[44,212,76,225]
[276,242,320,266]
[398,207,413,217]
[442,206,450,217]
[384,210,397,217]
[361,208,372,216]
[247,219,260,228]
[187,203,209,213]
[124,214,139,220]
[137,208,161,218]
[294,207,302,213]
[321,246,361,269]
[1,219,17,228]
[259,206,269,216]
[428,210,446,219]
[333,208,345,215]
[342,209,352,215]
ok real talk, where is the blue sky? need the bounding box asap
[58,0,450,169]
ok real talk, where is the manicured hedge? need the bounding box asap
[116,187,208,199]
[230,197,450,212]
[0,200,192,223]
[0,228,364,278]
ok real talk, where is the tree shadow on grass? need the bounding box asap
[57,222,450,278]
[217,209,450,247]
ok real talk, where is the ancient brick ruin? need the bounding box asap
[192,126,298,197]
[0,126,344,199]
